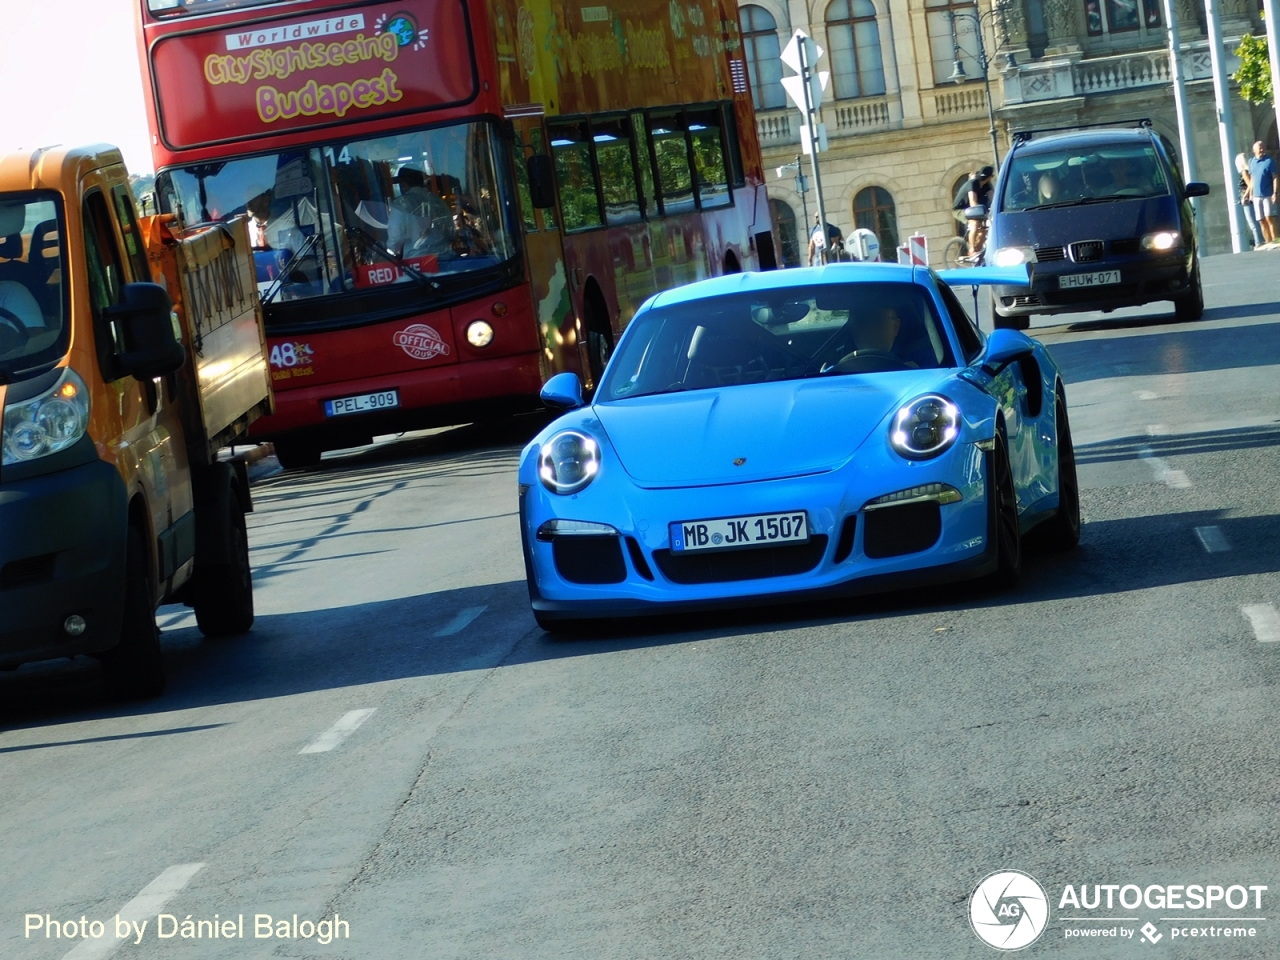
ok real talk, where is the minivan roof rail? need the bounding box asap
[1011,118,1152,145]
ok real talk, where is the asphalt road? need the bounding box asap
[4,251,1280,959]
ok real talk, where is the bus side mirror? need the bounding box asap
[107,282,185,380]
[527,155,556,209]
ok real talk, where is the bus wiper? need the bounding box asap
[260,232,320,305]
[342,222,441,291]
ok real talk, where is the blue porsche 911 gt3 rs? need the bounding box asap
[518,262,1079,631]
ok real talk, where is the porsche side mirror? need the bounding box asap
[1183,181,1210,199]
[540,372,584,410]
[981,328,1034,375]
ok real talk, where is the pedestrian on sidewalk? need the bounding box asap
[1236,153,1263,248]
[1247,141,1278,244]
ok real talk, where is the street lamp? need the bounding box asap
[946,4,1008,171]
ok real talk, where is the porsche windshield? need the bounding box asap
[1003,142,1171,210]
[0,192,67,378]
[599,282,955,402]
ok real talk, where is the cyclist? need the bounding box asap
[952,165,994,258]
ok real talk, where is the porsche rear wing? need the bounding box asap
[935,265,1032,288]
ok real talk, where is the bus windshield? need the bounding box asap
[155,120,515,305]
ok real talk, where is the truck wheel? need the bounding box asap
[194,493,255,637]
[101,527,166,700]
[274,439,322,470]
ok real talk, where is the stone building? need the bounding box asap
[747,0,1272,264]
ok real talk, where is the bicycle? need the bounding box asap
[943,235,984,268]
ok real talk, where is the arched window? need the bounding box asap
[770,199,800,267]
[739,5,785,111]
[825,0,886,100]
[854,186,898,252]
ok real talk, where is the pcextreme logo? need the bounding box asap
[969,870,1050,951]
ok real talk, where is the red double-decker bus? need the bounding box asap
[135,0,777,467]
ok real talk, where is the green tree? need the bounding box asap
[1234,33,1273,106]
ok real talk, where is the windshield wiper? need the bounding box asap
[260,232,320,305]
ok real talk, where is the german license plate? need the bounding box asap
[1059,270,1121,289]
[324,389,399,417]
[670,511,809,553]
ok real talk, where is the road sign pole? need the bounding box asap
[798,38,829,263]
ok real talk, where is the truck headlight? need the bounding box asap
[889,394,961,459]
[2,367,91,466]
[538,431,600,494]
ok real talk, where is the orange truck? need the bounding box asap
[0,144,271,697]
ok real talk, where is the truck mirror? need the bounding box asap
[108,282,185,380]
[527,155,556,209]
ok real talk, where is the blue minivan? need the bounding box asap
[986,121,1209,329]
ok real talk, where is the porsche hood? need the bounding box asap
[592,371,945,487]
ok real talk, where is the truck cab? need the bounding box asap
[0,145,271,697]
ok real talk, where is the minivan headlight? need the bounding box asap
[1141,231,1179,251]
[991,246,1036,267]
[538,431,601,494]
[2,367,91,466]
[890,394,961,459]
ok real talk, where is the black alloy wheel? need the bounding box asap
[987,427,1023,588]
[1037,390,1081,551]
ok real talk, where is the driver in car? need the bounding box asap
[0,280,44,354]
[832,306,916,370]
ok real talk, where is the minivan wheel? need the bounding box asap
[1174,261,1204,322]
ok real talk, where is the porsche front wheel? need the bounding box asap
[986,427,1022,589]
[1037,390,1080,551]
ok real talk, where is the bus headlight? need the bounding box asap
[538,431,600,494]
[467,320,494,347]
[2,367,91,465]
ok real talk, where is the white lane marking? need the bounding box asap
[1194,525,1231,553]
[1135,389,1158,400]
[1136,445,1191,489]
[60,864,204,960]
[1243,605,1280,643]
[1146,423,1169,436]
[434,605,487,637]
[299,709,376,754]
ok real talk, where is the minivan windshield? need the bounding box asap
[598,283,955,402]
[1002,143,1170,210]
[0,193,66,378]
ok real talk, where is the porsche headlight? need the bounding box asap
[538,431,601,494]
[890,394,961,459]
[991,246,1036,267]
[2,367,91,466]
[1141,230,1179,252]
